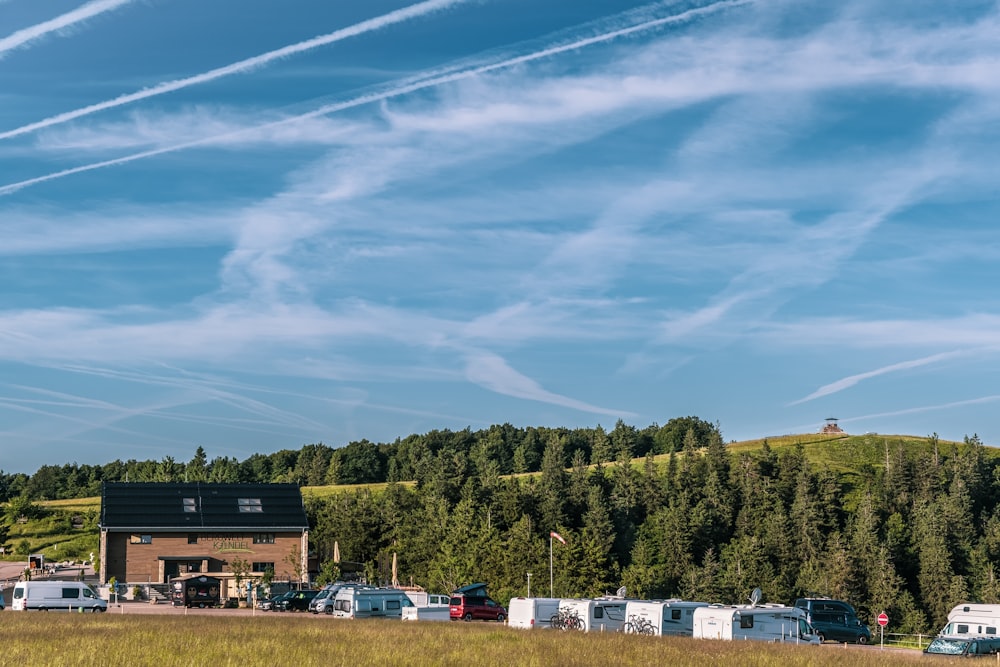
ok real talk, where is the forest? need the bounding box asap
[1,417,998,636]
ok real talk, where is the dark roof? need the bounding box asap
[100,482,308,530]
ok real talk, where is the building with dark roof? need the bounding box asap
[99,482,309,592]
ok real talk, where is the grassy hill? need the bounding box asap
[2,431,986,566]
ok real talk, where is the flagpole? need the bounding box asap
[549,533,553,598]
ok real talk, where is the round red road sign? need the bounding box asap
[877,612,889,627]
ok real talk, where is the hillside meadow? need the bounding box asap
[1,615,931,667]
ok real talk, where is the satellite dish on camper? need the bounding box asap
[615,586,627,598]
[749,587,762,606]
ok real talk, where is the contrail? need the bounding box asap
[0,0,752,195]
[0,0,135,58]
[0,0,471,141]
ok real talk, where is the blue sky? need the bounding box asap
[2,0,999,474]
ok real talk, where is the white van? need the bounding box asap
[940,604,1000,637]
[693,604,819,644]
[624,599,709,636]
[332,587,414,619]
[508,597,562,629]
[557,598,627,632]
[401,592,451,621]
[11,581,107,612]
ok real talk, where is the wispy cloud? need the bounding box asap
[0,0,472,141]
[0,0,135,59]
[0,0,754,195]
[463,350,635,417]
[789,350,965,405]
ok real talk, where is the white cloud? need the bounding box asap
[789,350,966,405]
[0,0,136,59]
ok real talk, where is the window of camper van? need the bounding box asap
[62,588,80,599]
[82,587,97,599]
[740,615,754,629]
[926,637,971,655]
[386,600,400,610]
[594,607,603,619]
[672,609,682,621]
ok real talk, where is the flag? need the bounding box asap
[550,531,566,545]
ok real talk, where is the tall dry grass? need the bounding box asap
[0,615,933,667]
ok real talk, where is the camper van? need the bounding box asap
[623,599,710,636]
[940,604,1000,637]
[693,604,820,644]
[11,581,107,612]
[331,587,414,619]
[401,592,451,621]
[508,597,562,629]
[556,598,628,633]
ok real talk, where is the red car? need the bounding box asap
[450,593,506,622]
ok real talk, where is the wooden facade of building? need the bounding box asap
[99,482,309,591]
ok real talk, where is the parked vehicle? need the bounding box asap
[554,598,627,633]
[332,587,414,619]
[793,597,870,644]
[623,599,709,636]
[402,591,450,607]
[940,604,1000,638]
[11,581,107,612]
[276,589,319,612]
[310,583,352,614]
[693,604,820,644]
[925,635,1000,657]
[260,591,293,611]
[508,597,562,629]
[449,593,506,622]
[402,605,452,621]
[171,575,221,608]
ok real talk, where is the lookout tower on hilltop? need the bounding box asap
[822,417,845,434]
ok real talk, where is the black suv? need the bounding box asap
[276,589,319,612]
[794,597,871,644]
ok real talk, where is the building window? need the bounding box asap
[252,562,274,573]
[183,497,197,512]
[253,533,275,544]
[238,498,263,513]
[187,534,198,544]
[130,534,152,544]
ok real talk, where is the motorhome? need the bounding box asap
[693,604,820,644]
[331,587,414,619]
[940,604,1000,637]
[623,599,710,636]
[11,581,107,612]
[557,598,628,633]
[507,597,562,629]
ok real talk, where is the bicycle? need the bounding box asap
[551,608,584,631]
[623,614,656,636]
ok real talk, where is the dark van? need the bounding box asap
[794,597,871,644]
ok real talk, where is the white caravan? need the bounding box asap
[402,590,450,607]
[401,592,451,621]
[624,599,710,636]
[940,604,1000,637]
[508,597,562,629]
[693,604,820,644]
[331,587,414,619]
[558,598,628,632]
[11,581,107,612]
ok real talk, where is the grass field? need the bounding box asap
[0,615,932,667]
